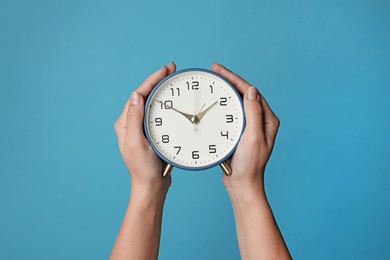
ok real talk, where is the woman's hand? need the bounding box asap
[211,63,290,260]
[111,62,176,260]
[211,63,280,194]
[114,62,176,193]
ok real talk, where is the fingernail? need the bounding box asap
[130,91,140,105]
[247,86,258,100]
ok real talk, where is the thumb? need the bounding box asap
[125,91,145,146]
[242,86,265,139]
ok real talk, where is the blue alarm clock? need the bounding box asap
[144,68,245,176]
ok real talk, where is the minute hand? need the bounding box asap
[155,100,193,123]
[196,101,218,122]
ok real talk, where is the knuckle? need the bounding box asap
[257,108,264,118]
[126,108,140,124]
[114,120,119,130]
[272,116,280,128]
[236,77,247,89]
[250,104,263,119]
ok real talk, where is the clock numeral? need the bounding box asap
[162,135,170,143]
[209,85,213,94]
[170,87,180,96]
[192,151,199,159]
[219,97,227,106]
[209,145,217,154]
[226,115,233,123]
[155,117,162,126]
[160,100,173,109]
[221,131,229,139]
[174,146,181,155]
[186,81,199,90]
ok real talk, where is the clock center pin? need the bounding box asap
[191,115,199,124]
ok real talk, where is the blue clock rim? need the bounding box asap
[143,68,246,171]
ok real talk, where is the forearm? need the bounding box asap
[226,180,291,260]
[110,184,168,260]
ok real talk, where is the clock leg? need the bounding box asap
[162,163,174,177]
[220,161,232,176]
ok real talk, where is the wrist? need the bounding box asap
[224,174,267,206]
[129,180,170,209]
[131,174,171,194]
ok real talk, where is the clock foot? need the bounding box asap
[220,161,232,176]
[162,163,174,177]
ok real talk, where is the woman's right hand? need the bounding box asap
[211,63,280,194]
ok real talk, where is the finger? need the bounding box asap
[114,99,130,151]
[210,62,251,94]
[166,61,176,74]
[117,62,175,133]
[242,86,265,140]
[120,62,176,151]
[136,62,176,97]
[124,91,145,147]
[260,95,280,143]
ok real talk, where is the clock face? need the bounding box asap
[144,69,245,170]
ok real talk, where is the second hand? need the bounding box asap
[193,87,196,130]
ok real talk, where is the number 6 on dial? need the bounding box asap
[144,68,245,176]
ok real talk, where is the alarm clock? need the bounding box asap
[143,68,245,176]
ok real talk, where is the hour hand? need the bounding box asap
[155,100,193,123]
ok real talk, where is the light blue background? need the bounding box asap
[1,0,389,259]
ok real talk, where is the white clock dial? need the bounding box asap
[144,69,245,170]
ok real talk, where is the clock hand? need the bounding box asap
[198,103,205,114]
[155,100,194,124]
[193,87,196,130]
[193,87,196,115]
[193,102,205,131]
[196,101,218,122]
